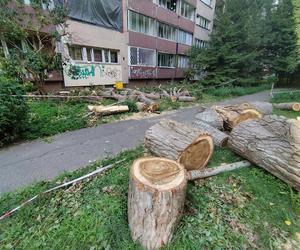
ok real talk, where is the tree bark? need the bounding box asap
[178,96,196,102]
[128,157,187,250]
[246,101,273,115]
[138,94,159,112]
[273,102,300,111]
[145,119,214,170]
[187,161,251,180]
[88,105,129,116]
[214,105,261,131]
[193,120,229,147]
[195,108,224,130]
[228,115,300,191]
[145,93,160,100]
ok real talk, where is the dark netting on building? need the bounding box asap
[56,0,123,32]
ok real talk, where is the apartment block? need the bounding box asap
[3,0,216,89]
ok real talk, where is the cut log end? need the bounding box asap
[292,103,300,111]
[230,109,262,128]
[178,135,214,171]
[128,157,187,249]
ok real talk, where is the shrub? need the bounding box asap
[122,100,138,112]
[0,77,28,146]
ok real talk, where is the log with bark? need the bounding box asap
[162,90,177,102]
[246,101,273,115]
[214,105,262,131]
[128,157,187,250]
[145,119,214,170]
[273,102,300,112]
[195,108,224,130]
[178,96,196,102]
[187,161,251,180]
[228,115,300,191]
[145,93,161,100]
[193,120,229,147]
[138,94,159,113]
[88,105,129,116]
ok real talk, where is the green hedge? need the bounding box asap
[0,77,28,146]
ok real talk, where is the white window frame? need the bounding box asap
[157,22,177,42]
[177,55,189,68]
[177,29,193,46]
[157,52,176,68]
[180,1,195,21]
[196,15,211,30]
[129,46,156,67]
[128,10,156,37]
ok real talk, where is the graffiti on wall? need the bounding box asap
[63,62,122,87]
[130,66,156,79]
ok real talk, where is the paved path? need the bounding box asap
[0,91,270,194]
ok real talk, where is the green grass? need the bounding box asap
[271,91,300,103]
[0,144,299,249]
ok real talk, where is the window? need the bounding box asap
[196,15,210,30]
[177,55,189,68]
[177,30,193,45]
[158,22,176,41]
[69,46,83,61]
[128,11,155,36]
[130,47,156,66]
[201,0,211,6]
[94,49,103,62]
[158,53,175,68]
[157,0,177,12]
[194,38,208,48]
[180,1,195,21]
[68,46,118,63]
[23,0,55,10]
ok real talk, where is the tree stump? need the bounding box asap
[128,157,187,250]
[228,115,300,191]
[273,102,300,111]
[145,120,214,170]
[193,120,229,147]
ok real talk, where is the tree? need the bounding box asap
[262,0,299,83]
[0,0,68,94]
[189,0,299,86]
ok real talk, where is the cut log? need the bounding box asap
[193,120,229,147]
[145,119,214,170]
[88,105,129,116]
[214,105,261,131]
[187,161,251,180]
[273,102,300,112]
[136,102,147,112]
[138,94,159,113]
[128,157,187,250]
[145,93,160,100]
[246,101,273,115]
[228,115,300,191]
[178,90,190,97]
[178,96,196,102]
[195,108,224,130]
[162,90,177,102]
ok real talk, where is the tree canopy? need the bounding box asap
[189,0,299,86]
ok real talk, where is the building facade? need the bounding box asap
[2,0,216,89]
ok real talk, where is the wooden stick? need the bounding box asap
[0,159,125,221]
[187,161,251,180]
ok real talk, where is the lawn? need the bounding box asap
[21,83,271,141]
[0,110,299,249]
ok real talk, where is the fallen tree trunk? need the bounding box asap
[228,115,300,191]
[193,120,229,147]
[273,102,300,112]
[88,105,129,116]
[246,101,273,115]
[128,157,187,250]
[162,90,177,102]
[214,105,261,131]
[145,93,160,100]
[145,119,214,170]
[187,161,251,180]
[138,94,159,112]
[178,96,196,102]
[195,108,224,130]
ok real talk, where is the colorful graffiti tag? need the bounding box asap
[63,62,122,87]
[130,66,157,79]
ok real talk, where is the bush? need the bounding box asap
[0,77,28,146]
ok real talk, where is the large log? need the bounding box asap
[228,115,300,191]
[193,120,229,147]
[214,105,261,131]
[145,120,214,170]
[246,101,273,115]
[145,93,160,100]
[273,102,300,111]
[88,105,129,116]
[195,108,224,130]
[178,96,196,102]
[138,94,159,113]
[128,157,187,250]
